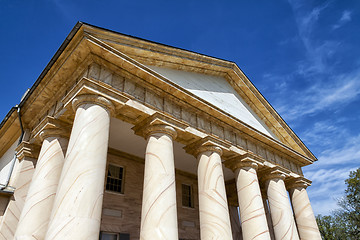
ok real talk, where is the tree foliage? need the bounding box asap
[316,168,360,240]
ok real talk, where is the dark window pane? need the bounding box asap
[105,165,124,193]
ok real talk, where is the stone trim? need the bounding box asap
[286,177,312,190]
[15,142,40,161]
[132,112,188,139]
[72,94,115,116]
[224,153,265,171]
[32,116,71,141]
[184,136,231,157]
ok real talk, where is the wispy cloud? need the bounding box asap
[332,10,352,30]
[277,70,360,121]
[288,1,337,75]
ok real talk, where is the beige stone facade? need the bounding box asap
[0,23,321,240]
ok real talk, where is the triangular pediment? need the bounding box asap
[79,23,316,162]
[146,65,279,140]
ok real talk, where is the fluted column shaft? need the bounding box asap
[197,147,233,240]
[15,135,68,240]
[234,164,270,240]
[289,186,321,240]
[266,175,299,240]
[45,95,113,240]
[140,124,178,240]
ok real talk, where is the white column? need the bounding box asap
[232,161,270,240]
[45,94,114,240]
[15,130,68,240]
[265,172,299,240]
[139,124,178,240]
[288,180,321,240]
[196,146,233,240]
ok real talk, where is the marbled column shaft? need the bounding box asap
[14,136,68,240]
[45,100,111,240]
[235,166,270,240]
[262,195,275,240]
[140,125,178,240]
[229,205,242,240]
[0,157,36,240]
[289,187,321,240]
[197,147,233,240]
[266,177,299,240]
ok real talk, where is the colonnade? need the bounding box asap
[13,94,321,240]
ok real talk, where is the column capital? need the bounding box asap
[15,142,40,161]
[224,153,264,172]
[184,136,230,157]
[286,176,312,190]
[72,94,115,115]
[32,116,71,142]
[133,112,188,139]
[260,166,290,182]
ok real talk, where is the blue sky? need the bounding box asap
[1,0,359,215]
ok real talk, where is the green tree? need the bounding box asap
[316,168,360,240]
[337,168,360,239]
[316,214,347,240]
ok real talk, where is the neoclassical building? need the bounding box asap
[0,23,321,240]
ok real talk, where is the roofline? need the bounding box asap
[0,107,16,129]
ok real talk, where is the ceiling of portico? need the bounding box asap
[108,117,234,181]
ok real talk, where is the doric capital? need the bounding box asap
[32,116,71,142]
[260,166,290,182]
[72,94,115,115]
[145,124,177,139]
[184,136,230,157]
[224,153,264,172]
[15,142,40,161]
[133,112,188,139]
[286,177,311,190]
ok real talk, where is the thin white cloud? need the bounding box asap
[288,1,333,75]
[304,166,357,215]
[278,70,360,121]
[332,10,352,30]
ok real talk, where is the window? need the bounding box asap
[181,184,194,208]
[106,164,124,194]
[100,232,129,240]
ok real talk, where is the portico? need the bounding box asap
[0,23,321,240]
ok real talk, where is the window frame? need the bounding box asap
[181,183,194,208]
[105,163,125,195]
